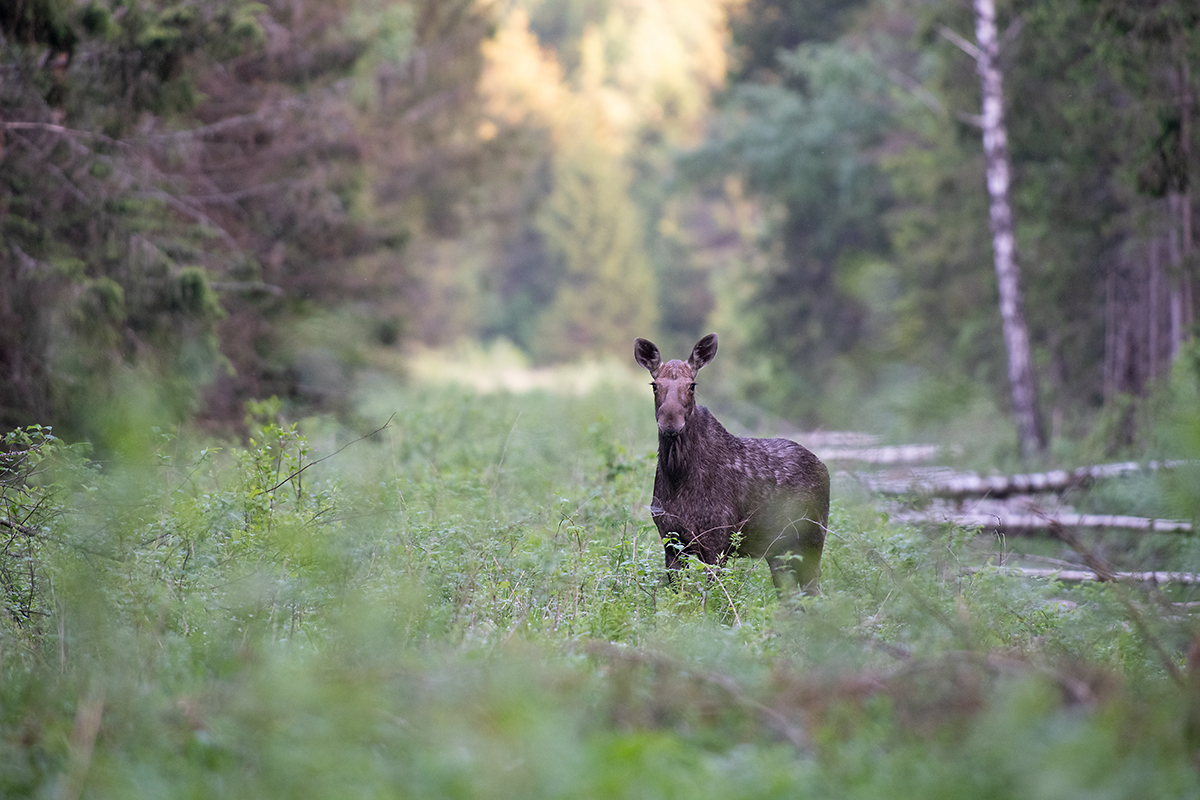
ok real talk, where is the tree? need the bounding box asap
[726,0,873,81]
[1085,0,1199,395]
[882,0,1200,447]
[694,0,1196,444]
[0,0,264,443]
[970,0,1046,458]
[534,139,657,359]
[472,1,734,360]
[1,0,502,441]
[681,42,894,420]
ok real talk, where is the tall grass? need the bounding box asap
[1,373,1199,798]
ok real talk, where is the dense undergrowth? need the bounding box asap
[2,378,1200,799]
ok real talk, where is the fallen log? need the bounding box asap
[868,460,1189,499]
[813,443,947,465]
[794,431,880,448]
[968,566,1200,584]
[894,511,1193,534]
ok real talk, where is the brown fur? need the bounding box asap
[634,334,830,593]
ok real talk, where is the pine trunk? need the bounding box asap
[974,0,1046,459]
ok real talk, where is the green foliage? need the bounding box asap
[686,0,1200,444]
[886,0,1200,438]
[0,425,88,639]
[534,142,658,361]
[881,106,1001,386]
[1151,343,1200,521]
[727,0,872,81]
[522,0,613,71]
[683,42,894,421]
[0,0,263,437]
[1,383,1199,796]
[1,0,502,437]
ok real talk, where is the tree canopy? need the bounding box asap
[2,0,1198,453]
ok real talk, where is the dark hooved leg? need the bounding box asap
[764,510,825,595]
[794,542,823,595]
[767,555,798,594]
[768,542,823,596]
[661,531,692,587]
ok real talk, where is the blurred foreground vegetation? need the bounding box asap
[6,0,1200,794]
[3,368,1200,798]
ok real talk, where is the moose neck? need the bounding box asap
[658,406,709,491]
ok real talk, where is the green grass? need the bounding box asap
[2,375,1200,799]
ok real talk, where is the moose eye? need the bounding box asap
[689,383,697,391]
[650,382,658,390]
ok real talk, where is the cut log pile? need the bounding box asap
[790,432,957,465]
[891,510,1193,534]
[862,460,1188,498]
[967,566,1200,585]
[813,434,1198,583]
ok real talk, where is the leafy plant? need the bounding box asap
[1,382,1199,797]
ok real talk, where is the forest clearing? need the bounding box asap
[4,0,1200,796]
[3,356,1200,798]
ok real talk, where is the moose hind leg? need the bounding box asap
[767,540,823,596]
[761,508,824,595]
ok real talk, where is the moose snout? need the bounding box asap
[657,413,685,437]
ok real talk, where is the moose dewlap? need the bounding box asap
[634,333,830,594]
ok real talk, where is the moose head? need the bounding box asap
[633,333,718,439]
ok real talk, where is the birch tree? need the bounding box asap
[972,0,1046,459]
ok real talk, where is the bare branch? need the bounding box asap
[867,459,1190,499]
[11,244,44,275]
[210,281,285,296]
[135,190,241,251]
[0,516,39,538]
[813,441,945,464]
[402,85,472,125]
[894,511,1192,534]
[6,134,93,206]
[966,566,1200,586]
[136,99,307,144]
[0,121,130,152]
[181,180,297,206]
[265,414,396,495]
[939,26,982,62]
[956,111,984,129]
[885,69,947,117]
[1000,15,1025,55]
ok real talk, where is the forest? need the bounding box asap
[4,0,1198,454]
[3,0,1200,796]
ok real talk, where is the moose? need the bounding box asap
[634,333,829,594]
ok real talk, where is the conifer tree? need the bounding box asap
[534,139,657,359]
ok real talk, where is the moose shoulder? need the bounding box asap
[634,333,829,594]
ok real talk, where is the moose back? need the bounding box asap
[634,334,829,593]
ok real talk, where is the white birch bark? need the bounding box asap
[965,566,1200,584]
[973,0,1046,459]
[894,511,1193,534]
[863,459,1189,498]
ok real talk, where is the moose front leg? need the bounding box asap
[661,529,686,572]
[659,524,737,589]
[658,529,695,588]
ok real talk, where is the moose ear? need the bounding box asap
[634,338,661,373]
[688,333,718,371]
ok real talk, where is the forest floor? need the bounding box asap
[2,354,1199,798]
